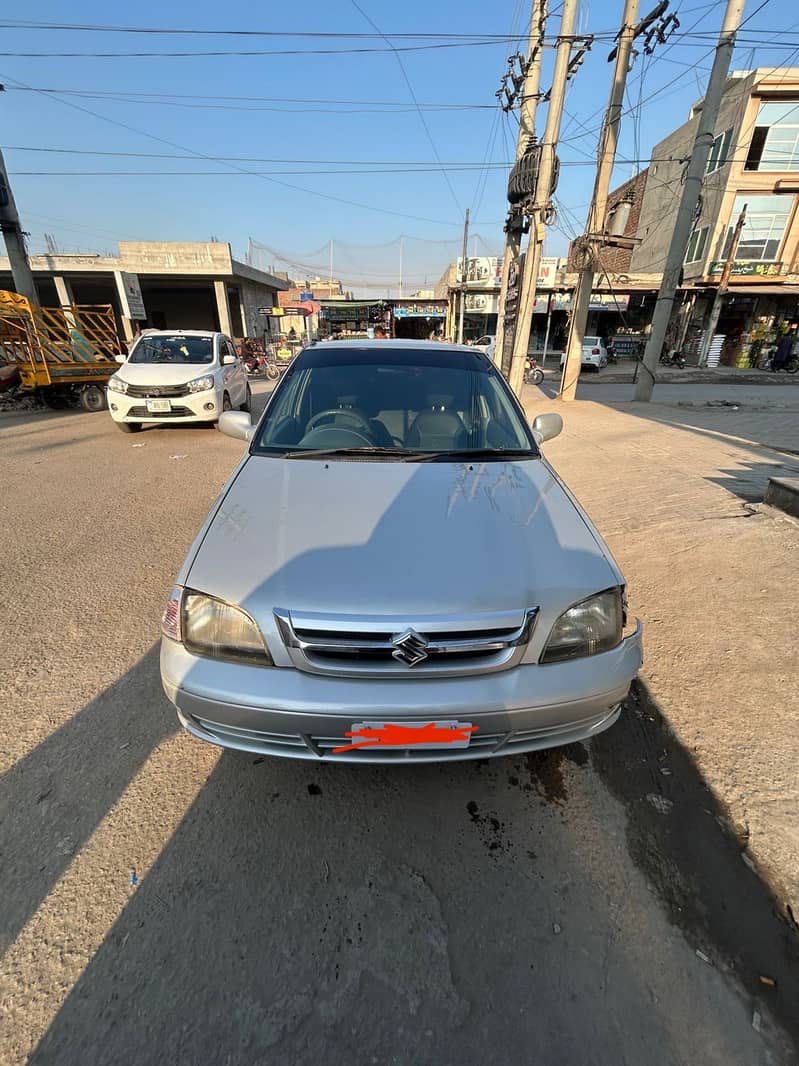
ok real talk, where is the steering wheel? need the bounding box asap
[306,408,373,435]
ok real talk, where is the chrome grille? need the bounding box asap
[274,607,538,678]
[125,383,190,398]
[127,405,194,418]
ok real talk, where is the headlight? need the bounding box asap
[161,587,272,665]
[187,375,215,393]
[540,587,623,664]
[107,375,128,393]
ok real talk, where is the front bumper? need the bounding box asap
[108,386,222,423]
[160,622,643,763]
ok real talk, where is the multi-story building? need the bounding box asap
[629,67,799,364]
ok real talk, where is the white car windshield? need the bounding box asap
[252,346,538,459]
[128,335,214,364]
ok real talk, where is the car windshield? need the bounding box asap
[128,335,214,364]
[252,346,538,459]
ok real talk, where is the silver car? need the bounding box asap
[160,340,642,763]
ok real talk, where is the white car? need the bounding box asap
[559,336,609,373]
[475,334,496,360]
[107,330,251,433]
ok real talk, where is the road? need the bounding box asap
[0,383,795,1065]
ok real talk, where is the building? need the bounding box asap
[0,241,288,344]
[568,170,648,275]
[628,68,799,365]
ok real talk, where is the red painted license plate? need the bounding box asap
[333,720,478,754]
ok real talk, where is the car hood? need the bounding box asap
[115,363,217,386]
[186,456,618,623]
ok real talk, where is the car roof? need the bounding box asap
[138,329,223,338]
[312,339,478,354]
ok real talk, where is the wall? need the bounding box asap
[117,241,234,275]
[630,73,754,276]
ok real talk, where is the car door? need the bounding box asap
[221,337,246,405]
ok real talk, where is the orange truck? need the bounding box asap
[0,289,123,410]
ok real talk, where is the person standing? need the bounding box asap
[772,328,796,371]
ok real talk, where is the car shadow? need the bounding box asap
[0,645,176,957]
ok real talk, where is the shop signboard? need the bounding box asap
[500,253,524,375]
[117,271,146,320]
[456,256,502,287]
[708,261,783,277]
[530,292,628,314]
[257,306,284,316]
[393,302,446,318]
[465,293,499,315]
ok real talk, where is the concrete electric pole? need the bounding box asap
[508,0,579,396]
[699,201,747,365]
[559,0,640,402]
[0,147,38,303]
[457,208,470,343]
[493,0,548,372]
[634,0,745,401]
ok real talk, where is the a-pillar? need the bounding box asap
[214,279,233,336]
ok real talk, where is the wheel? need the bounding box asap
[240,385,252,412]
[116,421,142,433]
[79,385,108,412]
[531,368,544,386]
[222,393,232,412]
[659,354,670,366]
[786,358,799,375]
[265,364,280,380]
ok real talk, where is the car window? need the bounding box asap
[128,335,213,364]
[583,337,601,346]
[252,347,538,458]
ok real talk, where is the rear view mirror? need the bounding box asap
[218,410,254,442]
[222,353,237,365]
[115,353,126,364]
[531,412,563,444]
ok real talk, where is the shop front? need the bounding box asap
[683,283,799,367]
[319,300,391,340]
[391,299,448,339]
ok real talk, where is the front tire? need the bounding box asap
[222,392,232,412]
[116,421,142,433]
[265,364,280,381]
[531,368,544,385]
[240,385,252,412]
[79,385,108,412]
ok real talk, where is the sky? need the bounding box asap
[1,0,797,295]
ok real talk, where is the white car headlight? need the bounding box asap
[107,375,128,393]
[540,587,623,664]
[161,587,272,665]
[187,375,215,393]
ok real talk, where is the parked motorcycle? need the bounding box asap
[523,357,544,386]
[756,346,799,373]
[659,350,686,369]
[605,343,618,365]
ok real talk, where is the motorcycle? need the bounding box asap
[605,343,618,365]
[757,346,799,373]
[659,350,686,369]
[523,357,545,386]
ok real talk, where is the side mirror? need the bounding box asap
[218,410,254,442]
[531,412,563,444]
[222,353,237,365]
[115,353,127,364]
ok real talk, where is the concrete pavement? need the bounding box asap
[0,384,797,1064]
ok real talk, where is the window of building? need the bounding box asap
[705,128,733,174]
[684,226,709,264]
[744,101,799,171]
[722,194,792,261]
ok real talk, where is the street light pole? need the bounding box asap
[634,0,745,400]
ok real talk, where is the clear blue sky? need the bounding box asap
[0,0,795,293]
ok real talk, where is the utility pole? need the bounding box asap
[457,208,470,343]
[0,148,38,303]
[698,202,746,365]
[559,0,640,402]
[508,0,579,396]
[634,0,745,400]
[399,235,404,299]
[493,0,548,370]
[329,239,334,286]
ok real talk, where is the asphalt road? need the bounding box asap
[0,382,794,1065]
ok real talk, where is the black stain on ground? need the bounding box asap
[466,800,480,821]
[592,679,799,1052]
[465,801,510,855]
[524,743,589,805]
[307,783,322,796]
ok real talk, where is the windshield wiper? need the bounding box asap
[280,446,424,460]
[413,447,537,463]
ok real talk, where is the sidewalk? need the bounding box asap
[571,365,799,386]
[524,394,799,922]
